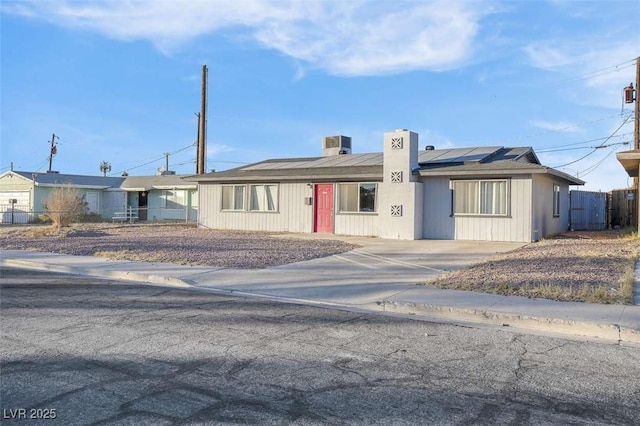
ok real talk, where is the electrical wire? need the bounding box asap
[546,58,637,87]
[111,142,196,175]
[537,141,629,153]
[535,133,630,152]
[579,145,619,178]
[497,113,628,144]
[552,115,632,169]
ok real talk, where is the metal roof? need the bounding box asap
[10,171,125,188]
[187,146,581,185]
[417,146,540,165]
[243,153,384,170]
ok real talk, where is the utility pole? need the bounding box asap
[47,133,59,172]
[198,65,208,175]
[194,112,201,174]
[635,56,639,151]
[164,152,170,173]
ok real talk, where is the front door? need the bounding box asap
[138,191,148,221]
[314,184,334,233]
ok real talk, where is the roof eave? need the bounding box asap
[194,173,383,183]
[616,150,640,178]
[418,167,584,185]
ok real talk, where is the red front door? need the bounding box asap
[314,184,334,233]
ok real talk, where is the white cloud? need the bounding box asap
[524,38,639,108]
[529,119,584,133]
[3,0,495,76]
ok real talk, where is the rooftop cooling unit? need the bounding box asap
[323,135,352,156]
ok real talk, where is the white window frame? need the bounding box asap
[451,179,509,217]
[338,182,378,214]
[553,184,560,217]
[249,184,279,212]
[221,185,246,211]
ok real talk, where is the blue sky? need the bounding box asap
[1,0,638,191]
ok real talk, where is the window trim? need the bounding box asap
[221,184,246,211]
[451,179,510,217]
[337,182,378,214]
[249,184,279,213]
[552,184,560,217]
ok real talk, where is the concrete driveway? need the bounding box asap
[185,235,526,306]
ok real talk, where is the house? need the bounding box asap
[189,129,584,242]
[0,171,197,223]
[0,171,125,223]
[119,174,198,222]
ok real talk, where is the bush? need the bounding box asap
[43,186,87,231]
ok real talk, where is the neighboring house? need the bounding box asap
[189,129,584,242]
[0,171,125,223]
[0,171,197,223]
[119,174,198,222]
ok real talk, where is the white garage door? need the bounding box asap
[0,191,31,223]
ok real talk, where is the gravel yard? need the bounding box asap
[427,230,639,304]
[0,223,357,269]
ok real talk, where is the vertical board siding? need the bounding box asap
[454,176,532,242]
[199,182,313,233]
[334,213,379,236]
[531,175,568,239]
[422,177,454,239]
[199,182,379,236]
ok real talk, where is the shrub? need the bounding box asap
[43,186,87,231]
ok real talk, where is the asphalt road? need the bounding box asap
[1,267,639,425]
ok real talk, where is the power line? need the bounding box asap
[112,142,196,176]
[496,113,629,144]
[579,146,620,178]
[537,141,629,153]
[535,133,631,152]
[552,115,632,168]
[546,58,637,87]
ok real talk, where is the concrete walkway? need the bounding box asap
[2,239,639,344]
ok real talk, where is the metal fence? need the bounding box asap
[569,190,607,231]
[0,204,32,224]
[0,205,197,225]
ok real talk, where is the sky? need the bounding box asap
[1,0,639,192]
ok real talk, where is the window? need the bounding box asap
[338,183,377,213]
[452,179,508,216]
[222,185,245,210]
[553,184,560,217]
[164,190,185,209]
[250,184,278,212]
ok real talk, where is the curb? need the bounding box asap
[376,301,640,344]
[3,258,638,344]
[0,259,194,289]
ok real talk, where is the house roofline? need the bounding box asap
[418,167,584,185]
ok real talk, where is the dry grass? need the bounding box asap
[426,229,638,304]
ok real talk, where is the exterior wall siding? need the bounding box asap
[422,177,454,239]
[198,182,313,233]
[531,174,569,240]
[0,174,33,191]
[334,213,379,236]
